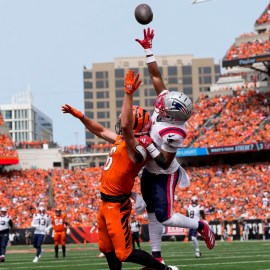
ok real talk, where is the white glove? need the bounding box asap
[45,228,50,235]
[66,228,70,235]
[131,192,146,215]
[52,229,55,237]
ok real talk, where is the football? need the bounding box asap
[134,4,153,25]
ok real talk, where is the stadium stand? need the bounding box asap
[0,162,269,228]
[0,111,19,166]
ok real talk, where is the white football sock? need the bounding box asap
[148,213,164,252]
[162,213,199,229]
[192,236,200,250]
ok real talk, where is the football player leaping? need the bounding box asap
[135,28,215,266]
[62,70,179,270]
[186,196,206,258]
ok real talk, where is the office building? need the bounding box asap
[83,54,220,145]
[0,90,53,143]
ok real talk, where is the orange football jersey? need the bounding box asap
[100,135,148,196]
[51,214,67,232]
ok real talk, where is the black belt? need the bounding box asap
[101,192,131,203]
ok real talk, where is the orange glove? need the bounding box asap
[124,70,142,94]
[62,104,84,119]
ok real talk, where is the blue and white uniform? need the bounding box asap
[141,90,188,222]
[31,211,51,261]
[187,204,204,238]
[0,213,13,260]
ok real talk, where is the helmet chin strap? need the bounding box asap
[157,114,185,124]
[156,114,173,122]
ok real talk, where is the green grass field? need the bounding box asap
[1,240,270,270]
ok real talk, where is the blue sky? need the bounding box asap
[0,0,268,146]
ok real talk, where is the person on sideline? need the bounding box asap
[130,215,141,250]
[25,229,32,245]
[135,28,215,265]
[62,69,178,270]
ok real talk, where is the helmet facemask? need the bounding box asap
[115,106,152,136]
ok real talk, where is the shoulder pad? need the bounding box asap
[159,127,186,139]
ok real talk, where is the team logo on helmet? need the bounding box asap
[160,91,193,122]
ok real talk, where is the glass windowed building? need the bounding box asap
[83,54,220,145]
[0,91,53,143]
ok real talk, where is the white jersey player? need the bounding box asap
[186,196,206,258]
[187,196,205,221]
[136,27,215,266]
[31,206,51,263]
[144,90,188,175]
[0,207,14,262]
[31,211,51,235]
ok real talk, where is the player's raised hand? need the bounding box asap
[62,104,84,119]
[124,70,142,94]
[135,28,154,49]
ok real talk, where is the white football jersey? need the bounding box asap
[31,213,51,235]
[0,215,11,232]
[187,204,204,221]
[145,90,187,174]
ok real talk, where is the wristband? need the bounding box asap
[135,144,147,161]
[146,143,160,159]
[146,55,156,64]
[144,48,153,56]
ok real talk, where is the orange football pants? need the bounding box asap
[97,199,132,262]
[54,231,66,246]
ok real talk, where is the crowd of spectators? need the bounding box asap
[0,112,18,163]
[0,169,50,228]
[15,141,49,149]
[224,39,270,61]
[190,90,270,148]
[256,4,270,25]
[61,144,112,154]
[13,90,269,153]
[0,134,18,158]
[0,161,269,228]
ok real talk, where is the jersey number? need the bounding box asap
[37,218,46,226]
[55,218,63,226]
[189,211,195,218]
[103,146,117,171]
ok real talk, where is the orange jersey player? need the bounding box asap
[51,208,70,258]
[62,70,179,270]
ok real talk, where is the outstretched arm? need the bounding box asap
[121,70,147,163]
[135,28,167,95]
[62,104,117,144]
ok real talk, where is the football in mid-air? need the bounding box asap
[134,4,153,25]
